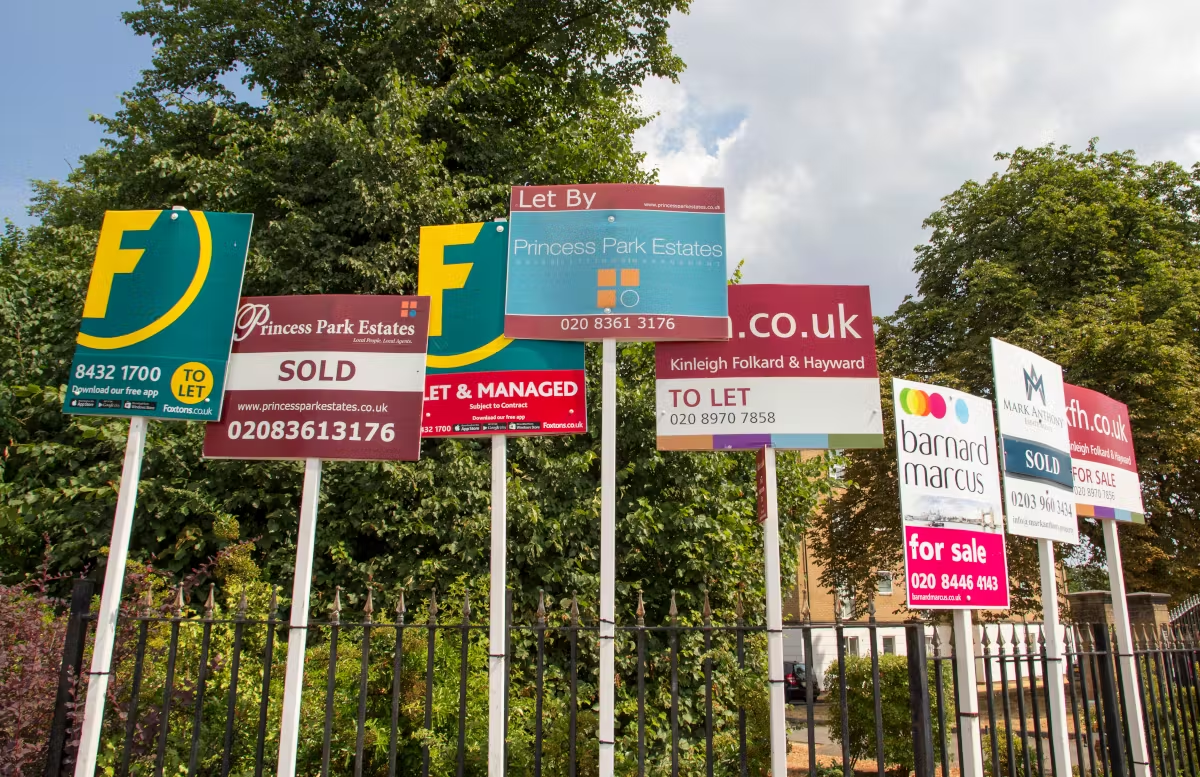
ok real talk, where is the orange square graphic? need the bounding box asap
[597,290,617,308]
[597,268,617,287]
[620,268,640,287]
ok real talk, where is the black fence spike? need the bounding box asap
[703,590,712,624]
[636,590,646,626]
[268,586,279,619]
[174,583,185,616]
[430,588,439,620]
[364,587,374,623]
[332,586,342,624]
[537,589,546,624]
[462,589,471,622]
[204,583,215,619]
[669,590,678,625]
[570,594,580,626]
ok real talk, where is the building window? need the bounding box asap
[876,571,894,596]
[882,636,896,655]
[846,636,860,657]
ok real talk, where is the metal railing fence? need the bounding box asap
[42,578,1200,776]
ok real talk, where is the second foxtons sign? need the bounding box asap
[419,221,586,436]
[503,184,730,341]
[203,295,429,461]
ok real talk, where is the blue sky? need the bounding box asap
[0,1,151,225]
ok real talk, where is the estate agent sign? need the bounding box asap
[991,338,1079,544]
[654,284,883,450]
[64,209,252,421]
[1065,384,1145,523]
[203,295,429,460]
[893,378,1009,609]
[503,184,730,341]
[418,221,587,436]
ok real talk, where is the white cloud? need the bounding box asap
[635,1,1200,314]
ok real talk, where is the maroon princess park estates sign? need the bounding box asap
[203,295,430,461]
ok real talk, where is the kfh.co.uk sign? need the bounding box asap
[654,284,883,451]
[893,379,1009,610]
[1065,384,1145,523]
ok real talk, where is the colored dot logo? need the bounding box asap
[899,388,969,423]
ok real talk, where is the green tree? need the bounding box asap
[814,141,1200,608]
[0,0,834,631]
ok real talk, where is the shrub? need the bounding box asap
[824,652,954,776]
[981,726,1027,777]
[0,584,69,777]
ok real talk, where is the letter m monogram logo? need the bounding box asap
[1023,365,1046,405]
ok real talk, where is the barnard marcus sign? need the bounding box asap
[654,284,882,450]
[503,184,730,341]
[1066,384,1145,524]
[418,221,586,437]
[893,379,1008,610]
[991,338,1078,544]
[203,295,429,461]
[64,209,252,421]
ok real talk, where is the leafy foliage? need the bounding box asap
[816,142,1200,608]
[824,653,953,776]
[0,584,70,776]
[981,726,1027,777]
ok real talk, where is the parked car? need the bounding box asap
[784,661,820,703]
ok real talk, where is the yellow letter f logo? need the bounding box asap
[82,210,160,319]
[417,223,483,336]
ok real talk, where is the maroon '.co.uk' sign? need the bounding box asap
[203,295,430,461]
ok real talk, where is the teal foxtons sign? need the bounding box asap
[418,221,586,437]
[64,209,253,421]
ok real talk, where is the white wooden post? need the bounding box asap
[953,609,984,777]
[761,446,787,777]
[599,338,617,776]
[489,434,508,776]
[277,458,323,777]
[1038,539,1073,777]
[1104,519,1151,776]
[74,416,149,777]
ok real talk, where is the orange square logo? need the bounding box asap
[597,289,617,308]
[620,268,640,287]
[597,268,617,287]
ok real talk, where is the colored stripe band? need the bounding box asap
[1076,503,1145,524]
[657,433,885,451]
